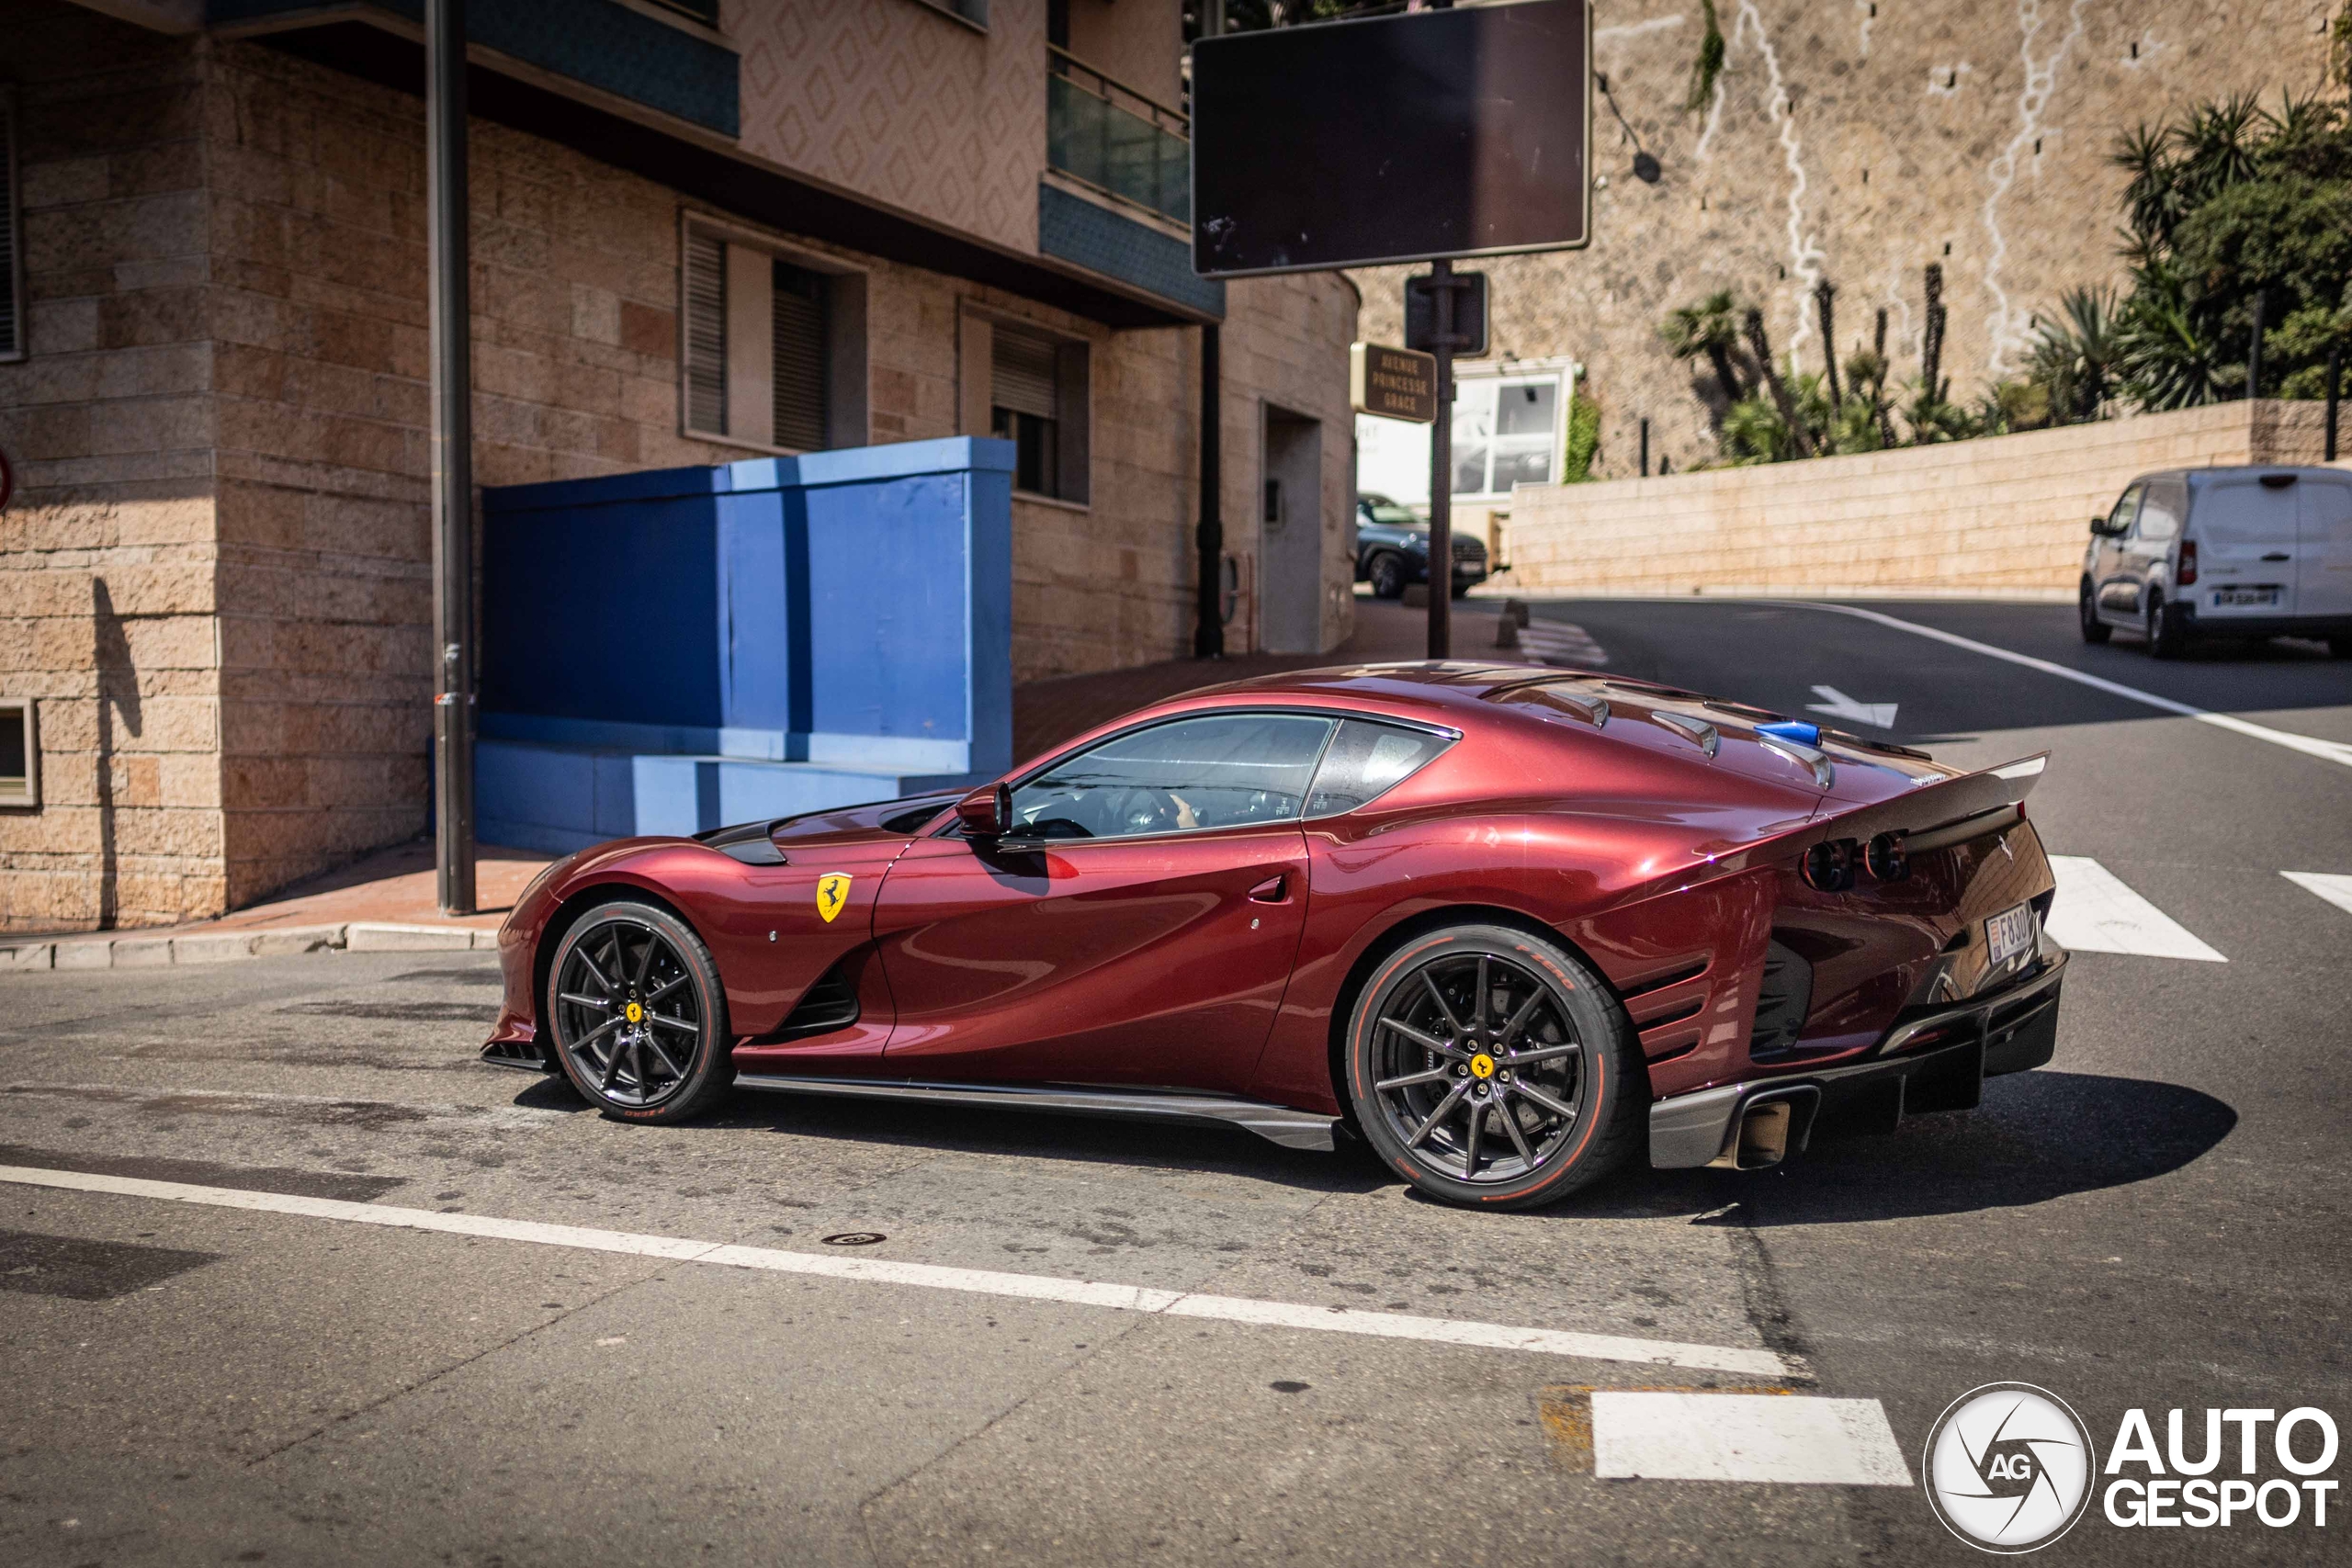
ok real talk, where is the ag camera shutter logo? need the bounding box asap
[1923,1383,2098,1552]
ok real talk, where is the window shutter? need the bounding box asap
[684,228,728,434]
[990,326,1059,420]
[771,261,829,452]
[0,88,21,360]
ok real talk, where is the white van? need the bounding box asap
[2081,467,2352,658]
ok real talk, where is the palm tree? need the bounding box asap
[2118,271,2232,409]
[1659,291,1747,406]
[2029,287,2123,423]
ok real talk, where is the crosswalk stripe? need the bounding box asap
[1590,1392,1913,1486]
[1515,621,1609,667]
[2045,856,2226,962]
[2282,871,2352,917]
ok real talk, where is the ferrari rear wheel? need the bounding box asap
[1344,924,1642,1210]
[547,901,732,1123]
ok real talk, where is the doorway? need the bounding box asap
[1259,404,1325,654]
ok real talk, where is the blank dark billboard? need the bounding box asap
[1192,1,1590,277]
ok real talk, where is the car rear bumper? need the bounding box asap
[2180,607,2352,638]
[1648,946,2068,1168]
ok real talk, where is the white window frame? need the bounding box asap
[677,212,868,457]
[0,697,38,810]
[1448,360,1574,502]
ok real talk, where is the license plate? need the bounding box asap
[1985,903,2037,968]
[2211,586,2280,608]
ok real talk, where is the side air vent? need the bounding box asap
[1748,939,1814,1060]
[777,964,860,1038]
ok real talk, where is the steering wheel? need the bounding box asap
[1101,786,1185,836]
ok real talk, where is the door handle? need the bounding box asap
[1248,874,1288,903]
[2261,552,2290,561]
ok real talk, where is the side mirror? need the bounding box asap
[956,783,1011,840]
[2089,516,2111,536]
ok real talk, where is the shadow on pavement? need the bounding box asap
[509,1066,2231,1223]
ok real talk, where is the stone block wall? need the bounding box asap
[1,6,223,931]
[1502,400,2336,598]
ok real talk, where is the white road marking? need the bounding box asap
[1805,684,1900,728]
[0,1163,1794,1378]
[2044,857,2226,962]
[2283,871,2352,916]
[1591,1392,1913,1485]
[1774,602,2352,771]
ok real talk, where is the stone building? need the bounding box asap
[0,0,1360,932]
[1353,0,2341,557]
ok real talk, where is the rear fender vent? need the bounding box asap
[1749,939,1815,1060]
[777,963,861,1039]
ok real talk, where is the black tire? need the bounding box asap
[1342,923,1645,1211]
[2147,590,2188,659]
[2328,636,2350,660]
[1449,579,1473,599]
[2078,581,2110,643]
[546,900,733,1123]
[1368,553,1408,600]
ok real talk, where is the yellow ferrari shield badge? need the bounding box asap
[815,873,853,924]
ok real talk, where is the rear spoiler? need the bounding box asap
[1814,751,2049,852]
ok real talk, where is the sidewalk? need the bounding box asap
[0,841,555,972]
[4,593,1532,975]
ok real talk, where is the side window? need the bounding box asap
[1306,719,1453,817]
[2105,485,2143,536]
[1009,713,1334,840]
[2135,483,2183,542]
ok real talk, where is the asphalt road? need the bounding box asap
[3,598,2346,1566]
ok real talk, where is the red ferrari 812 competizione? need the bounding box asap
[483,663,2066,1210]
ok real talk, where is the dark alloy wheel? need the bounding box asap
[1368,552,1408,600]
[547,901,732,1122]
[1343,924,1642,1210]
[2078,581,2109,644]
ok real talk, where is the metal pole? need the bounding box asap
[2326,344,2341,462]
[427,0,476,914]
[1193,323,1224,658]
[1427,257,1453,660]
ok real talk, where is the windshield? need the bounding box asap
[1359,496,1423,527]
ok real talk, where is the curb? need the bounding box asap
[0,921,499,973]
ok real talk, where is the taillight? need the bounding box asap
[2177,538,2199,586]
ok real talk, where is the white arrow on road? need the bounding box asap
[1805,685,1899,728]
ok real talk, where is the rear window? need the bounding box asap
[1306,719,1452,817]
[2193,476,2299,547]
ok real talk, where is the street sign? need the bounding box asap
[1192,1,1591,276]
[1351,343,1438,423]
[1407,272,1488,357]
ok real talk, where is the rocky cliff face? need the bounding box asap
[1353,0,2340,479]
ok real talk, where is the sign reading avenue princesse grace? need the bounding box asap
[1349,342,1438,423]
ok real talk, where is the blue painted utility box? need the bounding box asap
[477,436,1014,852]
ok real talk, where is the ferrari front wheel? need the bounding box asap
[547,900,733,1123]
[1343,924,1643,1210]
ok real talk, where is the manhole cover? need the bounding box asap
[820,1232,887,1247]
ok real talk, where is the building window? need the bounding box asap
[989,323,1089,502]
[681,220,865,453]
[0,699,36,809]
[1,85,24,362]
[1451,375,1562,500]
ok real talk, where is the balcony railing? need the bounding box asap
[1047,45,1190,227]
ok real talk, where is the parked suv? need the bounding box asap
[2081,467,2352,658]
[1353,492,1489,599]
